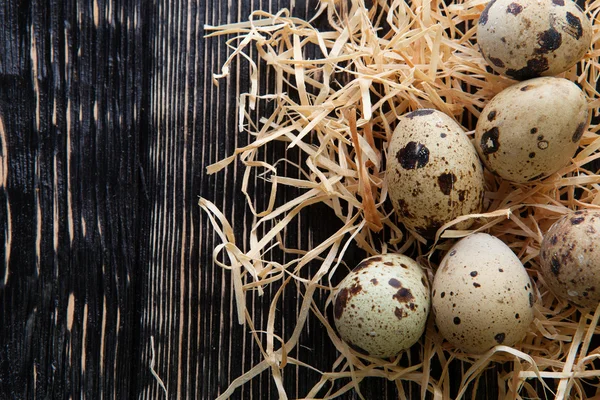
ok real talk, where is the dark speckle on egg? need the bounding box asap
[488,56,505,68]
[405,109,435,119]
[571,217,585,225]
[494,332,506,344]
[394,307,407,320]
[354,260,371,272]
[480,127,500,155]
[334,288,350,319]
[565,12,583,40]
[453,317,461,325]
[506,3,522,15]
[506,57,549,80]
[395,198,414,219]
[572,122,586,142]
[437,173,456,196]
[396,141,430,170]
[388,278,401,288]
[393,287,415,303]
[349,283,362,296]
[487,110,497,121]
[479,0,497,25]
[552,0,564,5]
[536,28,562,54]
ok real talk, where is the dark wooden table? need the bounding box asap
[0,1,543,398]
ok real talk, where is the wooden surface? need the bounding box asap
[0,0,555,399]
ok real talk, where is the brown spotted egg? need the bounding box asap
[475,77,588,183]
[477,0,592,79]
[386,109,485,238]
[333,254,430,358]
[432,233,534,354]
[540,210,600,308]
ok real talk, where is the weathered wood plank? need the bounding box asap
[1,0,143,397]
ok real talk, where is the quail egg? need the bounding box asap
[477,0,592,79]
[387,109,485,238]
[475,77,588,182]
[539,209,600,308]
[432,233,534,354]
[333,254,430,358]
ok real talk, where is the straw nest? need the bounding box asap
[203,0,600,398]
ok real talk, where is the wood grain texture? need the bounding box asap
[1,0,144,398]
[0,0,544,399]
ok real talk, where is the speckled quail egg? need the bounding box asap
[386,109,485,238]
[539,210,600,308]
[475,77,588,183]
[332,254,431,358]
[477,0,592,79]
[432,233,534,354]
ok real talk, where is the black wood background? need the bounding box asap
[0,0,558,399]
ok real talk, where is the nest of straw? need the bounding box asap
[203,0,600,398]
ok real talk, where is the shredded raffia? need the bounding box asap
[203,0,600,398]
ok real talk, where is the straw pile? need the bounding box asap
[203,0,600,398]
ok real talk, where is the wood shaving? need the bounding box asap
[203,0,600,398]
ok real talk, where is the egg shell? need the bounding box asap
[475,77,588,183]
[539,210,600,308]
[333,254,430,358]
[432,233,534,354]
[386,109,485,238]
[477,0,592,79]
